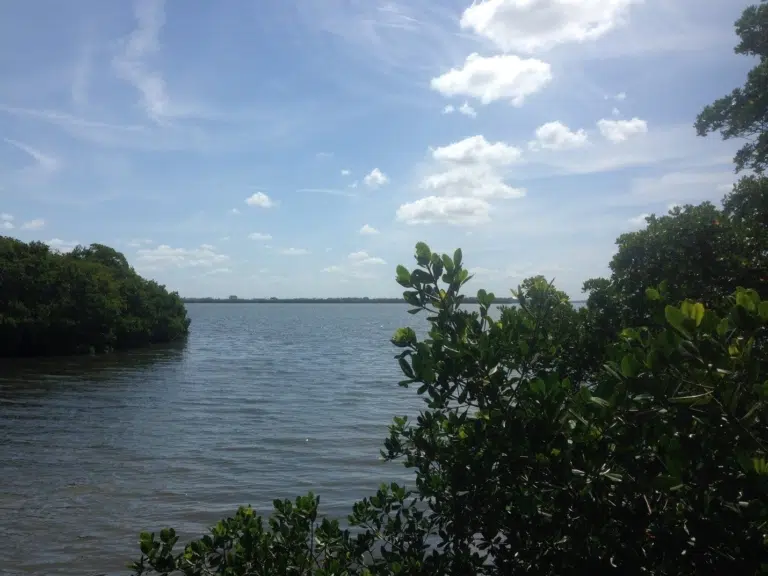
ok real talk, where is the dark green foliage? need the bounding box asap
[0,236,190,357]
[131,241,768,575]
[695,0,768,173]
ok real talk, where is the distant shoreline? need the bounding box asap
[182,298,587,305]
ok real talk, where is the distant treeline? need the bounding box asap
[182,296,523,304]
[0,237,190,357]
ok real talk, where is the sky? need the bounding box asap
[0,0,756,299]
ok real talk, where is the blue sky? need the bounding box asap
[0,0,755,298]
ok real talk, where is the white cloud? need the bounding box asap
[628,213,650,228]
[422,135,526,202]
[230,208,240,215]
[430,53,552,106]
[597,117,648,143]
[127,238,153,247]
[459,102,477,118]
[421,165,526,199]
[281,247,310,255]
[0,213,13,221]
[349,180,358,189]
[1,213,13,230]
[396,196,491,226]
[112,0,170,122]
[529,121,588,151]
[248,232,272,240]
[21,219,45,230]
[341,169,351,176]
[348,251,386,265]
[460,0,637,53]
[359,224,380,235]
[245,192,274,207]
[615,92,627,101]
[612,107,621,116]
[46,238,80,253]
[199,243,215,250]
[443,104,455,114]
[432,135,522,165]
[363,168,388,188]
[136,244,229,268]
[4,138,61,173]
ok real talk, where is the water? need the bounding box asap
[0,304,434,575]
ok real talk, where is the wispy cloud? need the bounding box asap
[3,138,61,173]
[113,0,170,123]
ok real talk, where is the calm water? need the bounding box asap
[0,304,436,575]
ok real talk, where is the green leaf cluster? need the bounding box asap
[0,238,190,356]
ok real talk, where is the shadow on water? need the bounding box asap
[0,341,188,394]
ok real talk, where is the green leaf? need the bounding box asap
[691,302,705,326]
[590,396,610,408]
[530,378,546,395]
[395,265,411,286]
[391,327,416,347]
[716,317,730,336]
[620,354,640,378]
[758,300,768,321]
[441,254,454,273]
[645,287,661,301]
[664,305,689,337]
[453,248,462,268]
[415,242,431,266]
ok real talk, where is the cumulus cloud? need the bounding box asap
[248,232,272,241]
[431,53,552,106]
[432,135,522,165]
[421,165,525,199]
[459,102,477,118]
[445,102,478,117]
[136,243,229,268]
[529,121,588,151]
[1,213,13,230]
[21,218,45,230]
[420,135,526,202]
[280,247,310,255]
[396,196,491,226]
[363,168,388,188]
[597,117,648,142]
[245,192,274,207]
[359,224,379,235]
[230,208,241,214]
[460,0,637,53]
[348,251,386,265]
[341,169,351,176]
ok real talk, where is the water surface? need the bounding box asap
[0,304,431,575]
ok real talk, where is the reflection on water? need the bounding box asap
[0,304,425,575]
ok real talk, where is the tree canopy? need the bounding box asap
[0,237,190,357]
[695,0,768,173]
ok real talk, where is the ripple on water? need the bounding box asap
[0,303,427,575]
